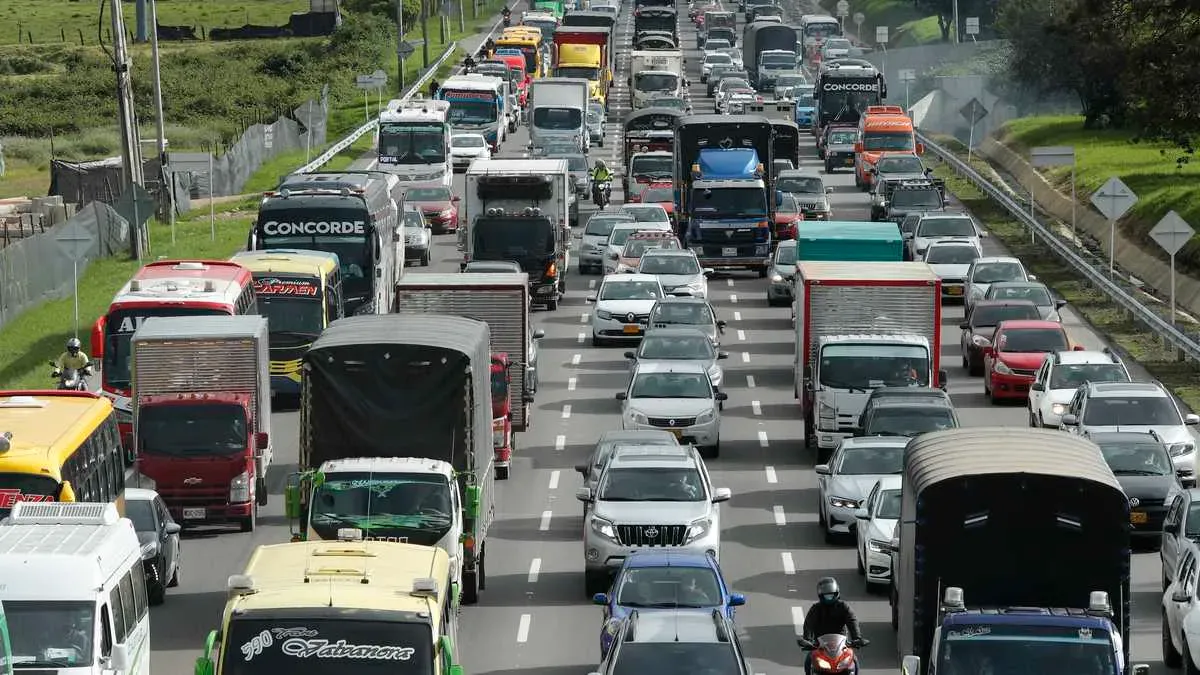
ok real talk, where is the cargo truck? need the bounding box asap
[794,221,904,261]
[791,261,945,458]
[393,272,546,479]
[286,314,496,604]
[463,159,572,309]
[630,50,685,108]
[553,26,614,107]
[528,77,591,152]
[893,428,1143,675]
[742,22,797,88]
[131,315,272,532]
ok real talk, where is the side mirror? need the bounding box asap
[592,592,609,605]
[901,655,921,675]
[575,462,589,475]
[451,196,461,202]
[165,522,182,535]
[111,645,131,672]
[825,186,833,193]
[624,351,636,359]
[1031,382,1044,392]
[615,392,628,400]
[853,508,868,520]
[1055,299,1067,309]
[1187,414,1200,426]
[915,142,925,155]
[959,322,970,330]
[576,487,593,502]
[450,666,465,675]
[854,142,863,153]
[938,370,948,390]
[1072,345,1086,351]
[1028,273,1038,281]
[703,267,715,276]
[717,320,727,328]
[254,432,269,451]
[814,464,831,475]
[532,328,545,339]
[1173,590,1191,603]
[1061,414,1079,426]
[728,593,747,607]
[715,392,729,401]
[981,346,994,357]
[712,487,732,502]
[718,351,728,359]
[586,294,597,302]
[979,230,989,237]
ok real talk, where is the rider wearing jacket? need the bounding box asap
[54,337,90,373]
[800,578,865,675]
[590,160,613,206]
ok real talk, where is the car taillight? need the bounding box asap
[546,261,558,277]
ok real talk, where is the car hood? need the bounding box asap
[994,351,1050,370]
[656,273,705,289]
[825,474,896,502]
[1115,475,1178,500]
[451,147,488,156]
[879,171,928,182]
[1045,388,1077,405]
[413,200,454,213]
[928,263,970,278]
[626,397,717,417]
[597,299,658,315]
[864,517,898,543]
[594,500,712,524]
[770,264,795,281]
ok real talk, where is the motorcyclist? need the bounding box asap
[590,160,613,205]
[428,78,440,98]
[799,577,866,675]
[54,338,91,377]
[464,54,477,73]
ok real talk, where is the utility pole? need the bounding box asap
[396,0,406,95]
[110,0,146,259]
[421,0,431,68]
[952,0,960,43]
[148,0,174,230]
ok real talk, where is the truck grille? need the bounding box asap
[698,228,758,244]
[617,524,687,546]
[647,416,696,427]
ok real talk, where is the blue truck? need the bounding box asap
[674,114,777,276]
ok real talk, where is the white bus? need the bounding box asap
[0,502,148,675]
[376,98,453,188]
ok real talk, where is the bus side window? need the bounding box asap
[118,571,137,634]
[130,564,149,621]
[100,604,114,657]
[110,586,128,643]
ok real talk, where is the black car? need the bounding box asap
[1089,431,1182,544]
[858,397,960,438]
[958,299,1042,376]
[857,387,953,434]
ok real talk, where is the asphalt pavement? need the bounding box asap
[147,3,1171,674]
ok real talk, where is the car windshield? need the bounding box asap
[892,189,942,208]
[1187,503,1200,537]
[704,53,732,64]
[971,304,1041,327]
[616,565,723,608]
[876,489,902,518]
[623,207,668,222]
[453,135,486,148]
[587,216,633,236]
[829,130,858,144]
[610,228,644,246]
[641,255,700,275]
[1049,363,1129,389]
[403,210,425,229]
[600,467,706,502]
[775,244,797,265]
[642,188,674,203]
[998,328,1068,353]
[1083,395,1183,426]
[601,280,662,300]
[972,261,1026,283]
[7,600,96,668]
[124,498,157,532]
[825,38,852,50]
[630,372,712,398]
[926,245,979,264]
[918,218,975,237]
[868,407,956,436]
[612,643,740,675]
[639,335,716,360]
[719,78,751,92]
[776,74,806,87]
[705,39,731,50]
[406,187,451,201]
[652,303,712,325]
[624,238,677,257]
[936,627,1116,675]
[649,97,687,111]
[838,444,904,475]
[777,193,800,214]
[777,175,824,194]
[989,285,1052,305]
[631,156,673,178]
[876,156,924,173]
[1096,439,1173,476]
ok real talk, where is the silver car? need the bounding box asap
[574,433,681,513]
[815,436,908,543]
[588,273,666,346]
[618,361,727,456]
[964,256,1033,312]
[638,249,711,299]
[552,152,591,197]
[922,240,980,302]
[587,103,606,147]
[626,327,728,390]
[908,213,985,260]
[401,206,432,266]
[645,297,725,347]
[577,444,731,594]
[768,240,797,306]
[983,281,1066,322]
[579,213,636,275]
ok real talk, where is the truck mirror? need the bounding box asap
[254,432,269,451]
[1031,382,1044,392]
[615,392,628,400]
[814,464,831,475]
[916,142,925,155]
[853,508,868,520]
[194,656,214,675]
[959,322,970,330]
[575,463,590,475]
[449,666,465,675]
[1061,414,1078,426]
[91,316,106,359]
[533,328,546,339]
[59,480,76,502]
[284,483,302,520]
[775,190,784,206]
[900,653,921,675]
[938,370,948,390]
[624,351,636,359]
[576,487,593,502]
[451,196,461,203]
[1132,665,1151,675]
[825,186,833,194]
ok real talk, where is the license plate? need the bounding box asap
[844,158,854,165]
[182,508,206,520]
[947,286,963,295]
[623,325,640,334]
[722,247,738,257]
[1131,511,1148,524]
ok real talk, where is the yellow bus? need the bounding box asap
[195,533,462,675]
[0,390,125,514]
[229,250,344,394]
[496,29,544,78]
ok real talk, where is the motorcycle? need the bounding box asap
[593,181,612,209]
[798,634,867,675]
[49,360,92,392]
[502,10,511,26]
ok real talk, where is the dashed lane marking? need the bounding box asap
[548,470,560,490]
[572,353,582,365]
[580,313,590,323]
[746,375,756,388]
[562,404,572,419]
[742,352,751,363]
[539,510,553,531]
[528,558,541,583]
[752,400,762,416]
[555,435,566,451]
[773,505,787,526]
[733,311,742,321]
[765,465,777,483]
[737,329,747,341]
[791,607,806,636]
[568,377,577,391]
[578,332,586,343]
[517,614,532,643]
[730,294,738,304]
[758,430,769,447]
[781,552,795,575]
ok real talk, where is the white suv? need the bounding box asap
[1027,349,1130,428]
[576,445,731,595]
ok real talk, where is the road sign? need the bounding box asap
[835,0,849,17]
[398,40,416,59]
[113,183,155,230]
[168,152,211,175]
[959,97,988,124]
[876,26,888,44]
[898,69,916,84]
[1150,211,1194,257]
[54,219,96,261]
[356,71,387,90]
[1091,176,1138,222]
[853,12,865,29]
[1030,146,1075,168]
[965,17,979,35]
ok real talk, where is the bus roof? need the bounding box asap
[441,76,505,92]
[0,391,113,479]
[230,250,341,277]
[109,259,251,309]
[379,99,450,123]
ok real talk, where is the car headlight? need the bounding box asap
[829,496,859,509]
[1169,442,1195,457]
[230,470,251,503]
[684,517,713,544]
[140,541,159,560]
[696,408,716,425]
[867,539,890,554]
[626,409,648,424]
[439,209,454,219]
[1050,403,1067,415]
[590,516,619,542]
[970,335,991,347]
[596,309,613,320]
[992,360,1014,375]
[771,273,783,283]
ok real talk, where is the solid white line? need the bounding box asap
[752,400,762,416]
[555,435,566,451]
[568,377,577,391]
[791,607,806,636]
[746,375,756,388]
[733,311,742,321]
[765,465,778,484]
[729,294,738,304]
[773,505,787,526]
[517,613,532,643]
[580,313,590,323]
[577,332,586,343]
[758,430,769,447]
[572,353,582,365]
[781,551,795,575]
[727,278,734,287]
[528,558,541,583]
[539,510,553,531]
[737,329,747,341]
[562,405,572,419]
[742,352,751,363]
[548,470,560,490]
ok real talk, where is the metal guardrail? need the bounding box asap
[917,131,1200,362]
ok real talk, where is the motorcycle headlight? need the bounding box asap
[828,496,859,509]
[684,517,712,544]
[696,408,716,425]
[626,409,648,424]
[1169,442,1195,457]
[992,360,1014,375]
[815,657,834,670]
[229,470,251,503]
[590,516,619,542]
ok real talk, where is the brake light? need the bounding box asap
[546,261,558,277]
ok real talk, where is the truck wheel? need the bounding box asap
[239,506,257,533]
[890,588,899,630]
[462,569,480,605]
[1164,610,1184,668]
[479,544,487,590]
[256,478,268,507]
[757,266,768,278]
[421,250,431,266]
[497,465,510,480]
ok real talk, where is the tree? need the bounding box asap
[915,0,998,41]
[1118,0,1200,158]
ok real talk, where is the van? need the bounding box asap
[854,105,920,190]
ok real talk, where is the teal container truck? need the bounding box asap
[794,220,903,261]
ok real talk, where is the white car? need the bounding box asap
[815,436,907,543]
[619,203,672,229]
[638,249,711,299]
[588,273,666,346]
[591,1,618,12]
[820,37,853,60]
[908,213,985,261]
[854,475,902,593]
[702,38,732,57]
[701,52,733,82]
[1163,545,1200,670]
[605,222,671,274]
[450,133,491,171]
[964,256,1033,313]
[1028,349,1131,428]
[717,47,744,70]
[617,361,727,457]
[922,240,980,302]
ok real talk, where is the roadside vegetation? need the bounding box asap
[819,0,983,47]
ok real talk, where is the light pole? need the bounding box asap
[148,0,174,234]
[952,0,960,43]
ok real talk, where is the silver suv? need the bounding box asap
[576,445,731,595]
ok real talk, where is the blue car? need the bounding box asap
[592,550,745,657]
[795,86,816,128]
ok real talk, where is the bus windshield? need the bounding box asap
[445,98,498,125]
[222,618,433,675]
[255,277,326,342]
[7,600,95,669]
[377,122,446,165]
[0,473,60,517]
[310,472,453,544]
[257,208,372,307]
[103,306,230,389]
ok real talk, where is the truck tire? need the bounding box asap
[547,296,559,310]
[239,506,256,533]
[257,478,268,507]
[462,569,480,604]
[757,266,768,278]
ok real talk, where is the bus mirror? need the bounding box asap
[110,644,131,672]
[439,636,454,658]
[450,667,465,675]
[91,317,106,359]
[194,630,219,675]
[466,485,482,518]
[194,657,214,675]
[59,480,76,503]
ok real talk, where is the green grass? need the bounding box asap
[0,198,257,389]
[0,0,309,46]
[997,115,1200,276]
[930,159,1200,412]
[822,0,945,47]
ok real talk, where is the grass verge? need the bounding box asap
[821,0,944,47]
[930,161,1200,412]
[0,199,257,389]
[996,115,1200,276]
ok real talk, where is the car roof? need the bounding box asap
[917,213,972,221]
[972,256,1022,264]
[603,273,660,283]
[838,435,911,449]
[873,398,954,410]
[1084,381,1169,397]
[628,611,729,643]
[635,361,709,375]
[1051,349,1122,366]
[996,319,1064,330]
[654,296,709,306]
[124,487,159,501]
[867,387,950,401]
[598,429,679,444]
[625,550,718,569]
[609,449,697,469]
[621,203,668,211]
[610,444,694,461]
[1085,431,1166,445]
[971,299,1038,309]
[777,169,822,180]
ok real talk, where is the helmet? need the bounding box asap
[594,159,607,169]
[66,337,81,354]
[816,577,839,604]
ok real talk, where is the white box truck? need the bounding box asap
[528,77,590,152]
[630,50,685,109]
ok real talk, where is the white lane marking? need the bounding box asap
[726,279,734,287]
[528,557,542,583]
[580,313,590,323]
[758,430,769,447]
[568,377,577,391]
[589,279,597,288]
[730,294,738,304]
[733,311,742,321]
[773,505,787,526]
[539,510,553,531]
[781,552,795,575]
[752,400,762,416]
[742,352,751,363]
[747,375,756,388]
[517,613,532,643]
[572,353,582,365]
[548,470,560,490]
[562,404,572,419]
[578,332,586,343]
[792,607,806,636]
[737,329,746,341]
[765,465,778,484]
[555,435,566,450]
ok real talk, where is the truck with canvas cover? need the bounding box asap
[769,118,800,166]
[552,26,613,106]
[131,315,272,532]
[674,114,776,275]
[463,159,572,309]
[794,221,904,261]
[392,273,543,478]
[634,6,677,42]
[791,261,945,457]
[742,22,796,86]
[894,428,1136,675]
[290,314,495,604]
[561,10,617,31]
[622,108,682,178]
[630,50,685,109]
[814,63,885,135]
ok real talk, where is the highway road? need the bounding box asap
[147,1,1170,674]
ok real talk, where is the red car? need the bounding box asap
[983,320,1082,403]
[404,185,459,233]
[638,183,675,222]
[773,192,804,241]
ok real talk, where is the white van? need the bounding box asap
[0,502,148,675]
